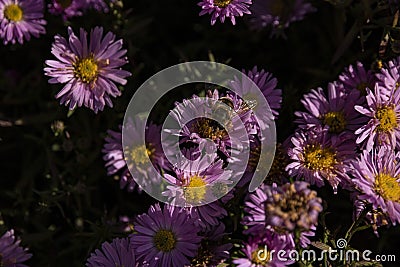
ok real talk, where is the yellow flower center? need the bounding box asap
[376,60,383,70]
[375,106,398,133]
[129,144,155,166]
[214,0,232,8]
[395,82,400,90]
[4,4,23,22]
[73,56,99,84]
[375,173,400,202]
[321,111,346,133]
[193,118,227,141]
[153,229,176,252]
[251,247,270,265]
[184,175,207,203]
[303,144,337,171]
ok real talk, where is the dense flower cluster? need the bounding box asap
[286,56,400,235]
[93,65,282,266]
[91,56,400,265]
[242,182,320,250]
[264,182,322,232]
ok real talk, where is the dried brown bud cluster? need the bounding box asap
[265,182,323,232]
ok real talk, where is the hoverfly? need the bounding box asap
[219,96,257,113]
[213,96,257,127]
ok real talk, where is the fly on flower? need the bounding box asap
[221,95,257,112]
[209,90,257,133]
[213,95,255,128]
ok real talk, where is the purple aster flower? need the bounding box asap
[167,91,250,159]
[230,66,282,121]
[103,125,135,191]
[350,146,400,226]
[338,61,376,102]
[294,83,366,138]
[249,0,315,34]
[355,83,400,151]
[231,66,282,136]
[44,26,131,113]
[188,223,232,267]
[286,129,355,193]
[0,0,46,45]
[233,231,294,267]
[263,181,322,232]
[163,148,230,229]
[86,237,136,267]
[131,203,202,267]
[0,229,32,267]
[48,0,86,20]
[102,116,164,192]
[168,94,231,156]
[376,56,400,92]
[242,183,317,249]
[198,0,252,25]
[163,148,230,203]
